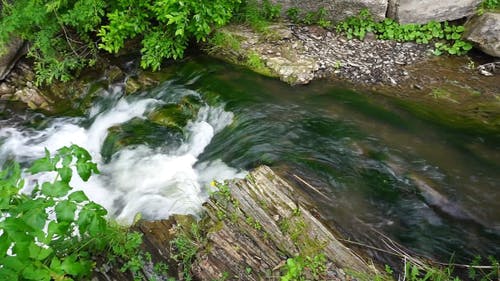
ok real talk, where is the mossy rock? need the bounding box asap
[148,95,202,129]
[100,118,184,162]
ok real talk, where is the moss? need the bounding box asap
[207,220,225,234]
[245,51,273,77]
[207,30,243,53]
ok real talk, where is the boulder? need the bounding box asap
[266,0,388,22]
[0,37,27,81]
[388,0,482,24]
[464,12,500,57]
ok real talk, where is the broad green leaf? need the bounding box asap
[41,181,71,197]
[28,242,53,261]
[22,263,51,281]
[3,217,32,241]
[61,254,92,277]
[72,145,91,161]
[57,166,72,183]
[61,154,73,166]
[1,255,25,271]
[76,162,91,181]
[23,209,48,233]
[55,200,77,222]
[28,149,55,174]
[88,215,106,236]
[0,266,18,280]
[0,234,12,258]
[50,256,62,272]
[68,191,89,203]
[47,221,71,240]
[13,240,30,259]
[84,202,107,216]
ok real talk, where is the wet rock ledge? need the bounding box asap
[124,166,379,281]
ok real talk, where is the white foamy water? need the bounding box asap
[0,88,245,224]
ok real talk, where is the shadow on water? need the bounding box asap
[166,57,500,264]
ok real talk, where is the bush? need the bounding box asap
[0,0,242,84]
[336,9,473,55]
[0,145,161,280]
[0,0,106,85]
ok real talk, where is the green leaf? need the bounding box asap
[47,221,71,240]
[88,215,106,236]
[41,181,71,197]
[61,254,92,277]
[76,162,91,181]
[0,234,12,258]
[451,32,461,40]
[55,200,77,222]
[28,242,53,261]
[13,240,30,259]
[22,263,51,281]
[57,166,73,183]
[0,266,18,280]
[28,150,55,174]
[71,145,91,161]
[23,208,48,230]
[68,191,89,203]
[1,255,25,272]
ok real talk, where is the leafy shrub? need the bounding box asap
[262,0,282,21]
[280,254,327,281]
[286,7,301,23]
[99,0,242,71]
[336,9,473,55]
[0,145,158,280]
[0,0,242,84]
[477,0,500,15]
[285,7,331,28]
[233,0,282,33]
[482,0,500,10]
[0,0,106,85]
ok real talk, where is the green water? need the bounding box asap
[167,57,500,262]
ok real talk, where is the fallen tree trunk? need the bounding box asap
[193,165,378,280]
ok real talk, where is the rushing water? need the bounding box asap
[1,57,499,264]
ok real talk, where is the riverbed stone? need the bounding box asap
[266,56,319,85]
[0,37,27,81]
[13,87,52,111]
[464,12,500,57]
[266,0,388,22]
[389,0,482,24]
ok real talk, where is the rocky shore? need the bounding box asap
[208,21,499,87]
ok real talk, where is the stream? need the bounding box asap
[1,57,499,264]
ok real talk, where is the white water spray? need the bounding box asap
[0,87,245,224]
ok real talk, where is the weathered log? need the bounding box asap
[192,165,378,280]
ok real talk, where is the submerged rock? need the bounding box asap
[148,95,202,129]
[464,12,500,57]
[101,118,184,162]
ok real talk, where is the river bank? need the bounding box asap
[205,21,500,136]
